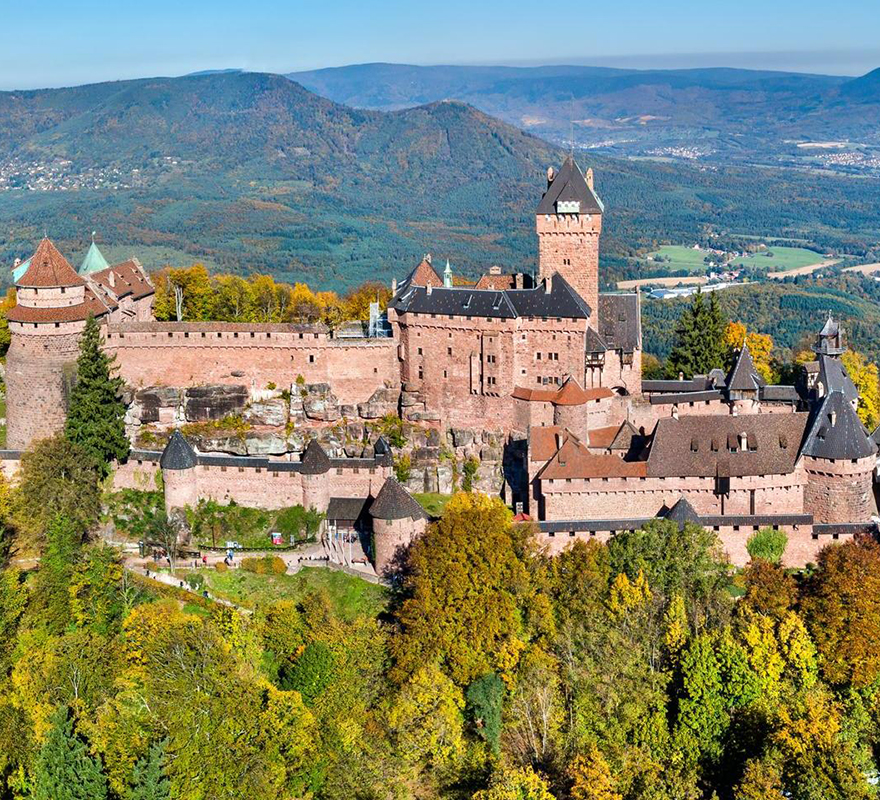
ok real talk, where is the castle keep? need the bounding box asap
[6,158,878,573]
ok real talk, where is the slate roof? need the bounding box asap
[79,241,110,275]
[760,385,799,402]
[817,355,858,403]
[160,431,198,470]
[585,327,608,353]
[17,238,86,288]
[300,439,332,474]
[327,496,371,522]
[390,272,591,320]
[649,390,723,405]
[536,156,604,216]
[801,391,876,460]
[663,497,701,528]
[726,344,765,394]
[597,294,640,352]
[646,414,809,478]
[642,377,717,393]
[370,477,428,521]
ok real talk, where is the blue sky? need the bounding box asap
[1,0,879,90]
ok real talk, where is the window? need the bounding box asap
[250,332,255,338]
[418,366,424,380]
[417,347,423,355]
[309,354,315,363]
[536,353,542,361]
[201,332,206,338]
[234,332,239,338]
[447,347,452,355]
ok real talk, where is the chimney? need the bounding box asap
[545,276,553,295]
[13,258,20,269]
[678,371,684,381]
[586,167,595,191]
[671,405,679,420]
[515,273,524,289]
[108,270,116,288]
[547,166,556,186]
[555,432,563,450]
[489,265,502,275]
[391,278,398,295]
[425,253,432,264]
[426,284,433,296]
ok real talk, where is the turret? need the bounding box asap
[369,477,428,575]
[300,439,331,511]
[5,239,93,449]
[536,156,604,314]
[160,430,199,514]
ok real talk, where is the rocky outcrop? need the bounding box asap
[358,387,399,419]
[184,385,248,422]
[243,398,288,427]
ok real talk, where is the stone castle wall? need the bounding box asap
[803,455,876,524]
[104,323,398,406]
[6,325,84,449]
[373,515,428,576]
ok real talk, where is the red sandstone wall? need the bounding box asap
[113,459,161,491]
[373,515,427,576]
[104,324,397,406]
[803,455,876,524]
[536,213,601,314]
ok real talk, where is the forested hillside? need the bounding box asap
[2,71,880,291]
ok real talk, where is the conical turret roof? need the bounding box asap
[370,477,428,521]
[300,439,331,474]
[18,238,85,288]
[664,496,701,529]
[79,240,110,275]
[726,343,765,394]
[537,156,604,216]
[160,430,197,470]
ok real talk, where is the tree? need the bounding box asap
[12,437,100,550]
[129,740,170,800]
[675,633,727,760]
[391,493,530,686]
[569,746,621,800]
[801,537,880,687]
[65,314,129,478]
[841,349,880,430]
[741,559,796,620]
[746,527,787,565]
[31,515,82,634]
[472,766,556,800]
[34,706,108,800]
[466,673,505,754]
[279,640,335,704]
[724,322,777,383]
[666,291,727,378]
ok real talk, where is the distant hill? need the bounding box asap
[2,71,880,293]
[288,63,880,166]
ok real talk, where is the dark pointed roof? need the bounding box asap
[369,477,428,521]
[18,238,86,288]
[300,439,332,474]
[536,156,604,216]
[801,391,876,460]
[727,343,766,394]
[585,327,608,353]
[817,354,858,403]
[160,430,197,470]
[374,436,393,466]
[664,497,701,529]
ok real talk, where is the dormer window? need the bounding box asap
[557,200,580,214]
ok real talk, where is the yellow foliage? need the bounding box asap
[842,349,880,430]
[608,570,651,618]
[569,746,622,800]
[663,593,688,661]
[473,766,556,800]
[725,322,776,382]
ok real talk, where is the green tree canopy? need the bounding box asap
[64,314,129,478]
[666,291,728,378]
[33,706,108,800]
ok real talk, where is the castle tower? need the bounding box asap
[369,477,428,575]
[300,439,331,511]
[160,430,199,514]
[536,157,604,314]
[6,239,94,450]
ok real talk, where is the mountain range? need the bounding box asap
[289,63,880,169]
[1,70,880,293]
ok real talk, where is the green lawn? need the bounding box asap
[730,246,827,273]
[644,244,826,275]
[414,492,453,517]
[203,566,388,620]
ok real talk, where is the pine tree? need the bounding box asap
[64,315,129,478]
[34,706,108,800]
[666,291,728,378]
[130,740,170,800]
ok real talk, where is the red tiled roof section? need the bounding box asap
[538,436,648,480]
[90,259,154,301]
[7,287,111,323]
[587,425,619,449]
[410,258,443,287]
[530,426,566,461]
[18,238,86,288]
[475,273,516,290]
[513,382,613,405]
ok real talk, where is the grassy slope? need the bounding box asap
[645,244,825,275]
[203,566,388,621]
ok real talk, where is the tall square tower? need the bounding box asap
[536,157,604,314]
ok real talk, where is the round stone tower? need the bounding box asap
[6,239,93,450]
[369,477,429,575]
[300,439,331,511]
[160,430,199,514]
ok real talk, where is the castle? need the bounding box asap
[4,158,878,573]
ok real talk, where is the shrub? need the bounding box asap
[241,555,287,575]
[394,453,411,483]
[466,673,504,754]
[279,640,335,704]
[462,457,479,492]
[274,505,323,543]
[747,527,788,564]
[214,561,229,572]
[144,560,160,572]
[184,572,205,592]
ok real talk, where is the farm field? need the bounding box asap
[643,244,828,276]
[843,262,880,275]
